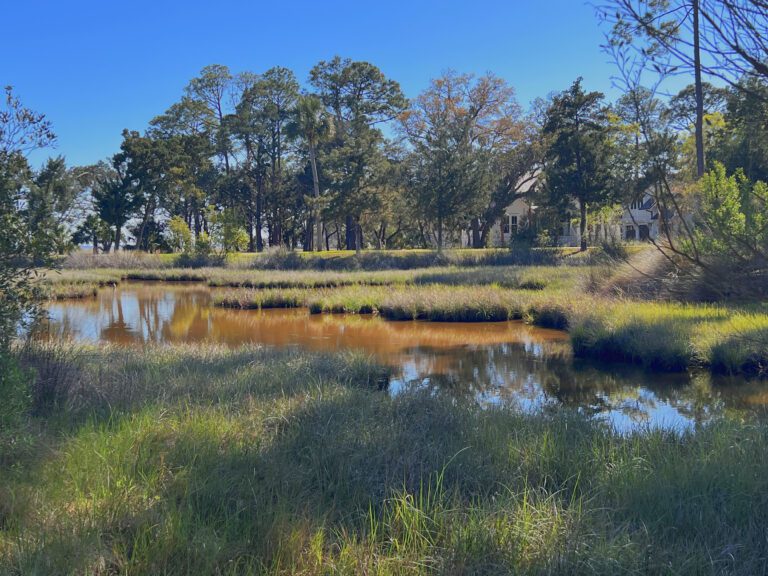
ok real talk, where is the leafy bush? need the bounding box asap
[675,163,768,300]
[165,215,193,253]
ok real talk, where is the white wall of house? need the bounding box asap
[463,197,531,247]
[621,194,659,241]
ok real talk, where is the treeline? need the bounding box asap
[7,56,768,260]
[69,59,544,254]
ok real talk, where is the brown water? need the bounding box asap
[46,283,767,432]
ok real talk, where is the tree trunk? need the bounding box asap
[471,218,482,248]
[255,188,264,252]
[114,225,122,252]
[345,214,356,250]
[136,198,153,252]
[579,200,588,252]
[376,223,385,250]
[309,148,323,252]
[247,210,255,252]
[437,215,444,252]
[305,216,314,251]
[355,219,363,255]
[693,0,705,179]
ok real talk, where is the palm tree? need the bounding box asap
[287,94,334,251]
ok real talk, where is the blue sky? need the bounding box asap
[5,0,628,167]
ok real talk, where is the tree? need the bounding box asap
[310,56,407,251]
[667,82,728,132]
[25,156,80,256]
[599,0,708,178]
[0,86,56,349]
[401,72,515,249]
[542,79,615,251]
[185,65,234,172]
[73,214,112,254]
[113,130,172,250]
[165,215,193,253]
[712,77,768,182]
[230,67,299,250]
[92,160,140,251]
[287,94,334,251]
[683,162,768,298]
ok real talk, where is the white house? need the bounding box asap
[621,193,660,241]
[468,191,662,248]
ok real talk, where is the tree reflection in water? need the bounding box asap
[45,282,768,432]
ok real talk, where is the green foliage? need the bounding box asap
[208,207,248,254]
[542,78,615,250]
[712,77,768,183]
[680,162,768,298]
[1,87,57,349]
[166,215,193,253]
[194,231,212,257]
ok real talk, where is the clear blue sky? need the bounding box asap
[5,0,627,167]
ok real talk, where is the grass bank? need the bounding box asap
[45,265,592,299]
[1,343,767,574]
[43,262,767,377]
[61,246,627,271]
[213,284,768,377]
[40,270,122,300]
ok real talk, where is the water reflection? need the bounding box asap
[45,283,767,432]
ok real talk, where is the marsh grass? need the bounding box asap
[569,301,768,375]
[43,263,768,377]
[2,343,767,574]
[47,265,590,297]
[61,247,619,272]
[213,288,308,310]
[40,270,123,300]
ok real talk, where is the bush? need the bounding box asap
[165,216,193,253]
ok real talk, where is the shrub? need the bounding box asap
[165,216,193,253]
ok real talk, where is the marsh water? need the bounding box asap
[46,282,766,432]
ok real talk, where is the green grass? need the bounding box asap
[570,301,768,376]
[2,343,767,574]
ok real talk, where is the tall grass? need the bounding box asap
[2,343,767,574]
[51,264,593,292]
[569,301,768,375]
[62,246,620,271]
[213,288,308,310]
[39,270,122,300]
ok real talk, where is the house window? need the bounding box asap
[625,225,637,241]
[503,215,519,235]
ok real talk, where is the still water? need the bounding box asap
[46,283,766,432]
